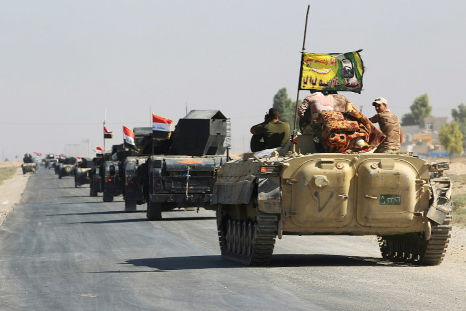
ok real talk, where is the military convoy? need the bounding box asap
[37,98,452,267]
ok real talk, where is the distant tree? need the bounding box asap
[272,88,296,126]
[451,103,466,151]
[439,121,463,162]
[401,93,432,126]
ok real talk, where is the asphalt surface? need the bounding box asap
[0,168,465,311]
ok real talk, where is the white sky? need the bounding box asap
[1,0,465,159]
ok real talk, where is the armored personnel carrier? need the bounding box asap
[21,153,37,174]
[58,157,77,179]
[212,136,452,266]
[74,157,95,187]
[144,110,229,220]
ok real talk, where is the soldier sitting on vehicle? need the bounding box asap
[369,97,402,153]
[250,108,290,152]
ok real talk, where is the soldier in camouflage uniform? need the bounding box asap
[369,97,402,153]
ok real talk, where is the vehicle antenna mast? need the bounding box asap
[291,5,310,153]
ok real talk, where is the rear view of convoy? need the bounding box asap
[86,110,229,219]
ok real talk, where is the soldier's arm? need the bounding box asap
[369,114,379,123]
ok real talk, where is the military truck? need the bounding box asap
[212,135,452,266]
[144,110,229,220]
[58,157,77,179]
[21,153,37,174]
[74,157,95,187]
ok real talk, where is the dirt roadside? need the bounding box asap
[0,162,31,226]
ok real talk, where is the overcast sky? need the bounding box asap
[1,0,465,159]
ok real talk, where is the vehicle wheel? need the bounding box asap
[103,192,114,202]
[125,200,137,212]
[22,169,26,175]
[146,201,162,220]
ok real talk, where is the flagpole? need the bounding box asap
[103,109,107,153]
[291,5,310,153]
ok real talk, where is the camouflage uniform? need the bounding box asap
[369,109,401,153]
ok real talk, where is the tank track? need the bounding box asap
[217,207,278,266]
[378,214,452,265]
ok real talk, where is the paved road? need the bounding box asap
[0,168,464,310]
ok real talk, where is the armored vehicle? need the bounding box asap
[74,157,95,187]
[58,157,77,179]
[123,155,148,211]
[213,138,452,266]
[122,127,158,212]
[55,155,66,175]
[22,153,37,174]
[145,110,229,220]
[89,156,106,197]
[101,145,127,202]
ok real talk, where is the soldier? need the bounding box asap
[369,97,402,153]
[250,108,290,152]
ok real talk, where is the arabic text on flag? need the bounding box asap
[299,51,364,93]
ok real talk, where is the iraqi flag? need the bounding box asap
[153,113,173,139]
[33,152,42,156]
[123,126,138,151]
[104,126,113,139]
[96,147,105,155]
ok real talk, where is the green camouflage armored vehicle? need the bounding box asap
[212,143,452,266]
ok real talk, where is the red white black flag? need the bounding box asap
[104,126,113,139]
[123,126,138,151]
[96,147,105,155]
[152,113,173,139]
